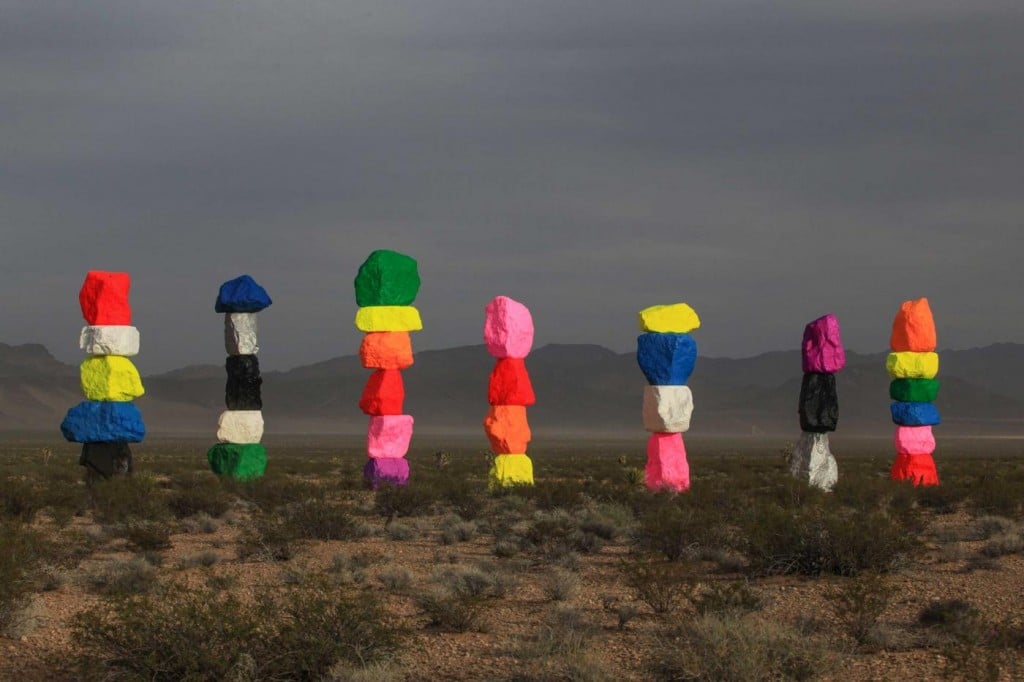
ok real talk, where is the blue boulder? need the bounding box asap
[637,333,697,385]
[215,275,272,313]
[61,401,146,443]
[890,401,941,427]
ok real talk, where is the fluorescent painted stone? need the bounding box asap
[894,425,935,455]
[483,405,531,454]
[638,303,700,334]
[363,457,410,489]
[798,372,838,433]
[802,314,845,373]
[488,358,536,406]
[61,401,145,443]
[483,296,534,359]
[488,454,534,489]
[355,306,423,332]
[886,352,939,379]
[367,414,414,458]
[642,385,693,433]
[79,271,131,325]
[636,333,697,385]
[359,370,405,415]
[890,298,937,352]
[224,313,259,355]
[891,452,939,486]
[891,402,941,427]
[215,275,272,313]
[80,356,145,402]
[359,332,414,370]
[889,378,940,403]
[207,443,267,479]
[789,432,838,491]
[79,326,140,357]
[645,432,690,492]
[216,410,264,444]
[79,442,133,478]
[354,250,421,307]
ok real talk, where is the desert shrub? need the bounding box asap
[541,569,579,602]
[522,509,603,558]
[237,516,296,562]
[494,537,522,558]
[374,485,432,519]
[689,579,763,616]
[385,521,418,541]
[439,517,477,545]
[432,565,496,599]
[122,520,172,552]
[621,556,695,614]
[284,498,356,541]
[179,551,220,569]
[0,522,46,634]
[377,567,413,592]
[229,476,322,512]
[91,474,169,524]
[518,480,587,511]
[966,474,1024,518]
[915,484,965,515]
[167,476,231,519]
[87,557,159,596]
[416,589,489,632]
[980,527,1024,558]
[919,599,981,634]
[825,574,894,645]
[436,478,485,520]
[0,477,41,522]
[518,605,594,659]
[636,501,721,562]
[180,512,220,534]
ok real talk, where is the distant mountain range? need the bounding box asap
[0,341,1021,437]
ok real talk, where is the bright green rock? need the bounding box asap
[889,378,940,403]
[207,443,267,479]
[354,250,420,307]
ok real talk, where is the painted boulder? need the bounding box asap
[367,414,414,458]
[636,333,697,386]
[483,296,534,359]
[79,271,132,325]
[61,401,145,443]
[890,298,937,352]
[354,250,421,307]
[802,314,845,373]
[642,385,693,433]
[488,358,536,406]
[215,275,272,313]
[79,326,140,357]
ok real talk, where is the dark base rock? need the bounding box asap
[207,443,267,479]
[363,457,410,490]
[798,372,838,433]
[79,442,133,478]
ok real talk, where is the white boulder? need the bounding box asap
[79,326,140,356]
[217,410,264,444]
[225,313,259,355]
[789,431,838,491]
[642,385,694,433]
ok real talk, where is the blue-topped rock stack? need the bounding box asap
[207,275,272,479]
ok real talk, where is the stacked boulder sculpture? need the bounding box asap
[637,303,699,492]
[207,275,272,479]
[483,296,536,488]
[355,250,422,488]
[61,271,146,478]
[888,298,940,486]
[791,314,845,491]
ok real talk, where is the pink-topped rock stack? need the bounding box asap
[791,314,845,491]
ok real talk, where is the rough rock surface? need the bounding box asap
[354,250,421,307]
[216,410,265,444]
[889,378,940,403]
[355,306,423,332]
[891,401,941,426]
[886,352,939,379]
[215,275,272,313]
[802,314,846,373]
[363,457,410,489]
[367,414,414,458]
[483,405,531,454]
[789,432,838,491]
[642,385,693,433]
[891,298,937,352]
[359,370,405,415]
[80,356,145,402]
[483,296,534,359]
[891,452,940,486]
[894,425,936,455]
[224,313,259,356]
[61,401,145,443]
[488,358,536,406]
[79,271,132,325]
[645,432,690,492]
[225,355,262,410]
[207,443,267,479]
[798,372,839,433]
[636,333,697,385]
[79,442,133,478]
[359,332,414,369]
[79,326,140,357]
[488,454,534,489]
[637,303,701,334]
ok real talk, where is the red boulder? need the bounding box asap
[488,358,535,406]
[359,370,405,415]
[79,271,132,325]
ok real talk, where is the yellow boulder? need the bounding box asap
[488,454,534,489]
[638,303,700,333]
[80,356,145,401]
[886,352,939,380]
[355,306,423,333]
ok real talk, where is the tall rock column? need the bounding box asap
[888,298,940,486]
[355,250,422,489]
[637,303,700,493]
[483,296,536,488]
[61,271,146,478]
[791,314,845,491]
[207,275,272,480]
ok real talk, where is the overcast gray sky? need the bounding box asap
[3,0,1022,373]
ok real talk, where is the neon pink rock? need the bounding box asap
[483,296,534,359]
[894,425,935,455]
[645,432,690,492]
[802,314,846,373]
[367,414,414,458]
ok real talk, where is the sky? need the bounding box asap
[3,0,1023,374]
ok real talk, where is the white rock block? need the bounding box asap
[79,326,140,356]
[642,385,693,433]
[217,410,264,444]
[224,313,259,355]
[789,431,838,491]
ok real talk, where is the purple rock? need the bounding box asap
[802,314,845,373]
[363,457,410,489]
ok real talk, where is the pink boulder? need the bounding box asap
[484,296,534,359]
[367,414,414,458]
[645,433,690,493]
[802,314,845,373]
[894,425,935,455]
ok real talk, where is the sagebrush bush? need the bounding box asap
[621,556,695,614]
[91,475,169,524]
[87,557,158,596]
[689,579,763,616]
[122,520,173,552]
[0,522,46,634]
[825,574,894,645]
[167,476,231,519]
[416,589,489,632]
[0,477,41,522]
[541,569,579,602]
[284,498,356,541]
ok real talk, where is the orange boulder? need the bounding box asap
[359,332,413,369]
[483,405,531,454]
[890,298,937,352]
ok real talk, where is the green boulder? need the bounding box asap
[207,443,267,479]
[889,378,940,403]
[354,250,420,306]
